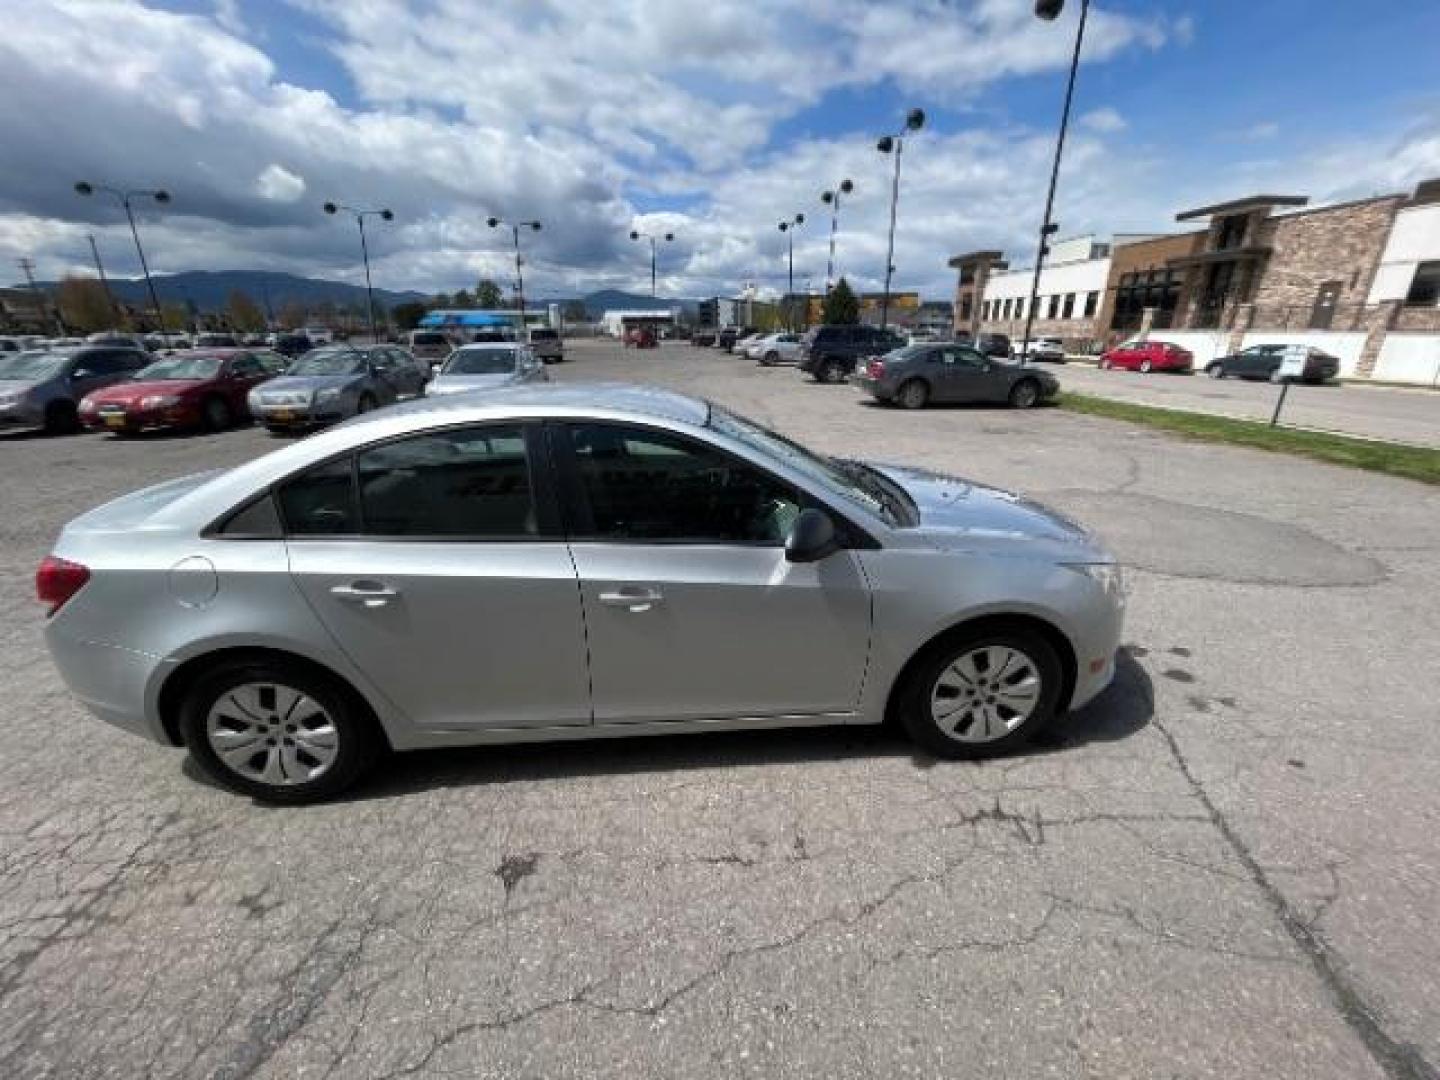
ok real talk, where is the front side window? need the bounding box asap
[567,423,801,545]
[358,426,535,537]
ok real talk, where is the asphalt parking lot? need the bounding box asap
[2,337,1437,1079]
[1055,360,1440,448]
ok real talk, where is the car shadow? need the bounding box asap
[219,650,1153,806]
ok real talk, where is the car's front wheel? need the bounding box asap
[356,392,377,414]
[897,625,1063,759]
[1009,379,1040,409]
[1206,363,1225,379]
[202,396,231,432]
[179,659,383,803]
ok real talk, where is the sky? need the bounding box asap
[2,0,1439,303]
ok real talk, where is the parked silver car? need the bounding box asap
[0,346,150,433]
[427,343,548,396]
[40,383,1124,803]
[748,332,803,365]
[248,344,428,432]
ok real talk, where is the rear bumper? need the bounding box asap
[852,375,894,400]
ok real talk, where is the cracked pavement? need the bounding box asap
[0,339,1436,1078]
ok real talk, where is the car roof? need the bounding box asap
[453,342,519,351]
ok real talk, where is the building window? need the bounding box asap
[1112,269,1182,331]
[1062,293,1076,319]
[1084,291,1098,318]
[1004,298,1014,319]
[1406,261,1440,307]
[1046,295,1059,319]
[959,295,972,321]
[1215,214,1247,251]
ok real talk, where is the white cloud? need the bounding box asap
[255,164,306,202]
[1080,107,1127,133]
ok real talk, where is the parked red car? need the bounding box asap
[79,349,287,434]
[1099,339,1194,374]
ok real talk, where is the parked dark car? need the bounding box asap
[692,329,718,347]
[195,333,240,348]
[1205,344,1339,384]
[954,331,1013,359]
[79,349,287,434]
[717,327,741,350]
[798,324,908,383]
[0,346,150,433]
[855,343,1060,409]
[272,333,313,359]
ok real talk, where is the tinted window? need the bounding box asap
[567,423,800,545]
[217,493,282,538]
[358,426,535,537]
[411,332,448,345]
[279,458,358,535]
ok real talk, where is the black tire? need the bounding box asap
[896,623,1064,760]
[1206,363,1225,379]
[202,395,231,432]
[896,379,929,410]
[1009,379,1040,409]
[356,392,377,414]
[819,359,846,384]
[179,658,384,804]
[1139,359,1153,374]
[763,351,780,366]
[43,400,79,435]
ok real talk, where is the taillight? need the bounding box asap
[867,359,885,378]
[36,556,90,615]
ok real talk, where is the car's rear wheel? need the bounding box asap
[1206,363,1225,379]
[762,351,780,366]
[1139,359,1153,374]
[819,359,846,384]
[180,659,383,803]
[1009,379,1040,409]
[43,400,79,435]
[1099,358,1111,370]
[896,379,929,410]
[202,396,231,432]
[897,625,1063,759]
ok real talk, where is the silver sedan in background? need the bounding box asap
[248,344,427,432]
[39,383,1124,803]
[426,343,549,397]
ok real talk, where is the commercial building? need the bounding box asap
[951,176,1440,384]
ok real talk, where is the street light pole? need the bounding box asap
[1018,0,1090,367]
[820,179,854,293]
[74,181,171,332]
[876,108,926,330]
[491,217,542,323]
[629,230,675,297]
[323,202,394,342]
[777,213,805,328]
[87,234,119,324]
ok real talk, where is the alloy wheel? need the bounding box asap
[929,645,1043,743]
[205,682,340,786]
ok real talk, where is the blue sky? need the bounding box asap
[4,0,1438,299]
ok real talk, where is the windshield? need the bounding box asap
[442,349,517,375]
[133,355,224,381]
[289,348,366,376]
[707,405,912,526]
[0,351,64,381]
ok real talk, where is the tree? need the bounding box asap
[475,278,504,309]
[160,302,190,332]
[226,290,265,332]
[55,276,116,333]
[392,301,428,331]
[452,288,474,309]
[432,292,452,308]
[823,277,860,325]
[278,300,308,329]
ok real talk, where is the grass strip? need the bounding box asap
[1057,391,1440,485]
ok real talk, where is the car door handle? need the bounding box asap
[597,586,664,612]
[330,582,399,608]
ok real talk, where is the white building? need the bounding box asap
[1368,193,1440,307]
[977,235,1112,339]
[599,308,677,336]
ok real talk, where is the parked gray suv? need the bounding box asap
[0,346,150,434]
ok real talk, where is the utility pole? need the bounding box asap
[87,234,120,324]
[18,258,64,335]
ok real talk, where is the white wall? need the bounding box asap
[1147,331,1230,367]
[983,257,1111,308]
[1241,331,1369,377]
[1373,333,1440,385]
[1368,204,1440,304]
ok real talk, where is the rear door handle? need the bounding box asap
[597,586,664,612]
[330,582,399,608]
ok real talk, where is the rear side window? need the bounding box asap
[278,458,358,535]
[357,426,535,537]
[215,493,282,538]
[529,329,558,341]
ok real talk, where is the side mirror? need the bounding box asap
[785,508,841,563]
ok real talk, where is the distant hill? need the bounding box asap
[580,289,696,319]
[26,270,428,314]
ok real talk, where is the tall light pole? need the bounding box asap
[629,229,674,297]
[876,107,926,330]
[1018,0,1089,366]
[820,178,854,293]
[490,216,542,323]
[86,234,120,324]
[777,213,805,328]
[74,181,170,332]
[323,202,393,342]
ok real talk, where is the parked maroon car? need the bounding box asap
[1099,339,1193,374]
[79,349,287,434]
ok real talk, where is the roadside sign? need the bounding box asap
[1276,344,1308,380]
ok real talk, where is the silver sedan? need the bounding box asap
[39,383,1124,803]
[426,343,549,396]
